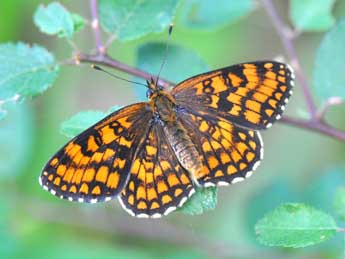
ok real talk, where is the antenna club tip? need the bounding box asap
[169,23,174,34]
[91,64,101,70]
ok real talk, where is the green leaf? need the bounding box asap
[181,0,254,30]
[333,187,345,221]
[60,106,121,138]
[136,42,209,99]
[99,0,181,41]
[0,42,58,118]
[34,2,85,38]
[178,187,217,215]
[290,0,336,32]
[313,18,345,103]
[255,203,337,248]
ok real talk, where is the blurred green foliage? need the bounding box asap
[333,187,345,221]
[1,0,345,258]
[313,18,345,104]
[290,0,336,31]
[136,42,209,98]
[180,0,254,30]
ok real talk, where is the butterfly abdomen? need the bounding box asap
[163,121,204,184]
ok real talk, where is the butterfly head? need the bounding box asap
[146,77,164,99]
[146,77,177,122]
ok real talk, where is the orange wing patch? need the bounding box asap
[179,112,262,186]
[172,61,294,130]
[39,103,152,203]
[119,124,195,218]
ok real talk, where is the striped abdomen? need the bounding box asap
[163,121,203,183]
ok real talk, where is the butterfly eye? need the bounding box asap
[146,89,153,99]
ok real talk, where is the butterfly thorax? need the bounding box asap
[150,91,176,122]
[149,89,204,183]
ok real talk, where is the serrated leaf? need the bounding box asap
[136,42,209,99]
[313,18,345,103]
[99,0,180,41]
[181,0,254,30]
[333,187,345,221]
[60,106,121,138]
[255,203,337,248]
[0,42,59,104]
[34,2,85,38]
[178,187,217,215]
[290,0,336,32]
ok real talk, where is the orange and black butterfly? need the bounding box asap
[39,60,294,218]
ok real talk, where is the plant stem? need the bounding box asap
[72,52,345,141]
[89,0,105,54]
[281,116,345,141]
[65,0,345,142]
[259,0,345,141]
[76,53,173,88]
[260,0,317,117]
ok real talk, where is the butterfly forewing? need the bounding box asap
[172,61,294,130]
[119,123,195,218]
[40,103,152,203]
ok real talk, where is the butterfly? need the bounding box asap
[39,61,294,218]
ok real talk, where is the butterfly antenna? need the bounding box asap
[91,65,148,87]
[155,23,174,86]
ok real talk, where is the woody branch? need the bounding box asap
[78,0,345,141]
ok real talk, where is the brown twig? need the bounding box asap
[75,53,173,88]
[260,0,317,117]
[72,51,345,141]
[65,0,345,144]
[89,0,105,54]
[260,0,345,141]
[281,116,345,141]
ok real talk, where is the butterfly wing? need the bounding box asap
[172,61,294,130]
[119,122,195,218]
[177,111,262,186]
[39,103,153,203]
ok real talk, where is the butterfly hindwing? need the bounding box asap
[178,111,262,186]
[40,103,153,203]
[119,123,195,218]
[172,61,294,130]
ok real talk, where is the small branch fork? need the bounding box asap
[260,0,345,141]
[77,0,345,141]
